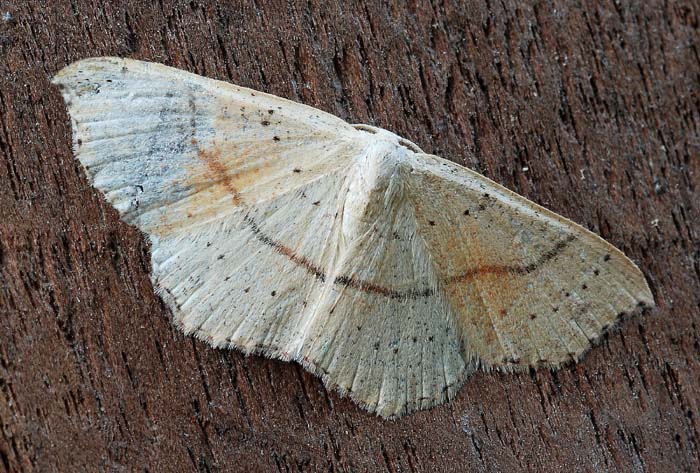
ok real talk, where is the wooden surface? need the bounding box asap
[1,1,698,471]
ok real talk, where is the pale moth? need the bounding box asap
[53,58,654,418]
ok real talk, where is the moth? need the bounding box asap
[53,58,654,418]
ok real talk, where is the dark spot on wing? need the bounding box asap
[261,120,270,126]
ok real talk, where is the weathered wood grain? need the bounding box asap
[0,1,698,471]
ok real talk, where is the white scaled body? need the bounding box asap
[53,58,654,418]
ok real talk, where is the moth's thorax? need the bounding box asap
[341,142,412,242]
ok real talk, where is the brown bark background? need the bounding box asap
[1,1,699,471]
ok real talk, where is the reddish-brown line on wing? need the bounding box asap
[333,275,433,300]
[243,216,576,300]
[447,234,576,284]
[245,215,326,281]
[198,147,243,205]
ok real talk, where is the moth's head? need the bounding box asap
[352,124,424,154]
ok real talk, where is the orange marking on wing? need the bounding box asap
[198,146,243,205]
[152,141,242,237]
